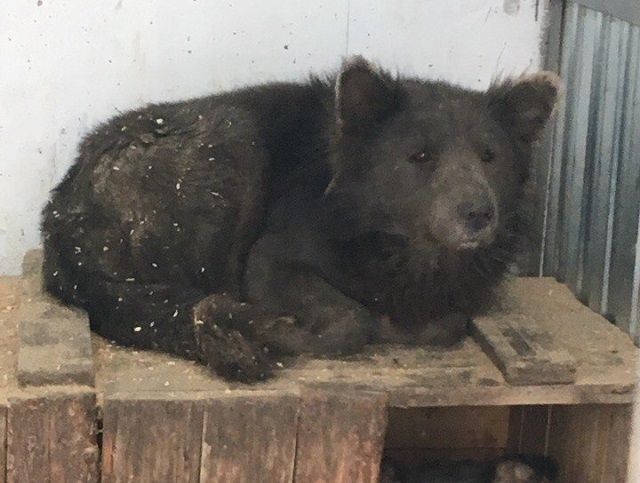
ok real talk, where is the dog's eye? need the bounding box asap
[409,151,430,163]
[481,148,495,163]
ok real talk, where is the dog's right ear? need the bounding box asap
[335,56,402,133]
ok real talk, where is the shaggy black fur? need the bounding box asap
[42,56,559,381]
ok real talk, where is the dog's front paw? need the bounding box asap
[193,298,273,382]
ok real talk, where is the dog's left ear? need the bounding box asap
[489,72,562,143]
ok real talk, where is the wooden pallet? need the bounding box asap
[0,250,636,482]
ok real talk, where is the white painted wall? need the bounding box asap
[0,0,547,274]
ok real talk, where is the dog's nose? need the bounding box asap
[457,200,494,233]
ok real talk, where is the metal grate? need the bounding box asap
[540,1,640,341]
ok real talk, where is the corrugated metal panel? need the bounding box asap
[583,19,629,311]
[572,0,640,25]
[542,1,580,277]
[607,25,640,332]
[562,8,602,294]
[541,2,640,342]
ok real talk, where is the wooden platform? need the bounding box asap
[0,262,637,482]
[91,277,635,408]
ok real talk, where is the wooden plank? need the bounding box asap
[294,389,388,483]
[88,277,637,407]
[6,390,99,482]
[17,300,94,387]
[471,313,577,385]
[199,392,298,483]
[17,249,94,387]
[0,404,6,483]
[101,395,204,483]
[21,249,43,300]
[547,404,632,482]
[629,391,640,482]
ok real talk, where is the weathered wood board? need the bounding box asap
[17,301,94,387]
[102,395,205,483]
[294,389,388,483]
[93,278,637,408]
[1,267,99,483]
[6,390,99,482]
[0,404,6,483]
[471,314,577,385]
[199,392,298,483]
[547,404,633,483]
[17,249,95,388]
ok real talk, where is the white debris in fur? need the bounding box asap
[103,246,109,251]
[133,326,142,332]
[208,157,215,161]
[155,118,164,125]
[113,166,120,171]
[151,262,158,268]
[74,246,82,253]
[150,321,155,327]
[194,319,204,325]
[118,297,123,302]
[176,181,181,190]
[126,277,135,282]
[200,267,205,273]
[173,309,179,317]
[52,271,58,277]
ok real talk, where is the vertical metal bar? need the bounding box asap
[626,25,640,341]
[582,16,619,311]
[607,24,640,332]
[543,2,580,276]
[561,7,601,293]
[601,20,631,315]
[536,0,566,276]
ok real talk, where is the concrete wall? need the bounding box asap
[0,0,547,273]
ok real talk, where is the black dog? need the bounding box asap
[42,56,559,381]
